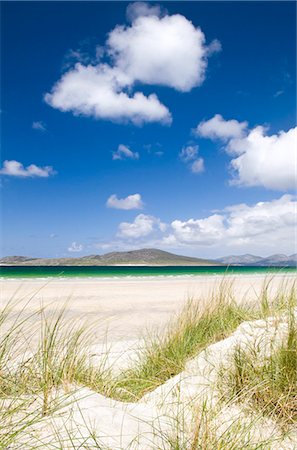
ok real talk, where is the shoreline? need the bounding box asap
[0,271,295,282]
[0,266,295,282]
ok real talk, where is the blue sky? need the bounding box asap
[1,1,296,258]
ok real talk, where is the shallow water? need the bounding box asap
[0,265,296,279]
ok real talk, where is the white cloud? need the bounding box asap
[45,4,219,125]
[191,158,204,173]
[98,195,296,256]
[68,241,83,252]
[196,114,296,191]
[229,126,297,190]
[162,195,296,252]
[0,160,56,178]
[179,145,198,162]
[196,114,248,140]
[273,90,284,98]
[45,64,171,126]
[206,39,222,56]
[117,214,165,238]
[169,214,225,246]
[106,193,143,210]
[112,144,139,160]
[126,2,163,22]
[107,12,211,92]
[32,121,46,131]
[179,145,204,174]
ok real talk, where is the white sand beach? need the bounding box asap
[1,274,295,342]
[1,273,297,449]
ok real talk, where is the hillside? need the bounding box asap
[217,253,297,267]
[0,249,218,266]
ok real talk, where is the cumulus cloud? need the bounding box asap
[206,39,222,56]
[195,114,248,140]
[117,214,165,238]
[169,214,225,246]
[163,195,296,251]
[191,158,204,173]
[32,121,46,131]
[106,193,143,210]
[0,160,56,178]
[126,2,163,22]
[45,64,171,126]
[107,11,210,92]
[68,241,83,252]
[229,126,297,190]
[196,115,296,190]
[179,145,198,162]
[112,144,139,160]
[179,145,204,174]
[45,4,219,125]
[99,195,295,255]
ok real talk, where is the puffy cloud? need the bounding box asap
[126,2,163,22]
[191,158,204,173]
[179,145,198,162]
[46,4,219,125]
[196,114,296,191]
[224,195,295,241]
[100,196,295,255]
[0,160,55,178]
[206,39,222,56]
[112,144,139,160]
[106,193,143,210]
[163,195,296,251]
[32,121,46,131]
[117,214,165,238]
[68,242,83,252]
[170,214,225,245]
[196,114,248,140]
[229,126,297,190]
[107,12,210,92]
[179,145,204,174]
[45,64,171,126]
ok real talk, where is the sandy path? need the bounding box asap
[1,274,295,343]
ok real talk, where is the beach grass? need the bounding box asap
[218,290,297,428]
[0,277,296,448]
[104,281,255,401]
[78,279,295,402]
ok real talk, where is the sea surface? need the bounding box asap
[0,265,296,279]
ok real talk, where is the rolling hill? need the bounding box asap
[216,253,297,267]
[0,249,218,266]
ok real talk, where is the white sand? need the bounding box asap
[1,274,294,342]
[1,274,297,448]
[10,308,297,449]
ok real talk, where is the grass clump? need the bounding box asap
[1,277,296,448]
[219,292,297,427]
[94,281,258,401]
[77,279,296,402]
[0,303,94,414]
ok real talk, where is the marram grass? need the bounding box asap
[0,278,296,448]
[219,291,297,429]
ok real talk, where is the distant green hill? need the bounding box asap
[0,248,219,266]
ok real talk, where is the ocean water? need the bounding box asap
[0,265,296,279]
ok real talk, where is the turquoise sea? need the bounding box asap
[0,265,296,279]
